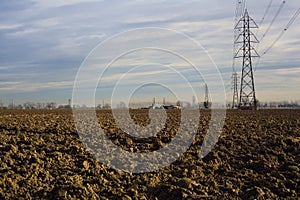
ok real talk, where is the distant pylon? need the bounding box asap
[234,9,259,110]
[192,95,196,107]
[152,97,155,107]
[204,84,210,109]
[232,72,239,108]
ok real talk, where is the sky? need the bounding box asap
[0,0,299,106]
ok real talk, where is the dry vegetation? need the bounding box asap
[0,109,299,199]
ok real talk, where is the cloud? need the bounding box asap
[33,18,60,28]
[0,81,73,92]
[31,0,102,9]
[0,0,299,103]
[0,23,23,30]
[273,67,300,76]
[8,28,41,36]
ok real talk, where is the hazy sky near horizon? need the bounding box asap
[0,0,299,106]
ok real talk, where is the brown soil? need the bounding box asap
[0,109,299,199]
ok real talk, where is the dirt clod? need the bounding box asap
[0,109,299,199]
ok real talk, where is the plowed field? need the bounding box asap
[0,109,299,199]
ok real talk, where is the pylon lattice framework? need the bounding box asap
[204,83,210,109]
[232,72,239,108]
[234,9,259,110]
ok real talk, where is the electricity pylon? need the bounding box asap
[234,9,259,110]
[203,83,210,109]
[232,72,239,108]
[231,0,244,109]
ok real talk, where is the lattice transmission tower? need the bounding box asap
[203,83,210,109]
[234,9,259,110]
[231,0,245,109]
[231,72,239,108]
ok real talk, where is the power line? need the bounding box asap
[254,0,273,49]
[233,0,246,70]
[233,0,247,70]
[262,7,300,55]
[260,0,286,42]
[254,0,286,72]
[285,7,300,28]
[254,0,273,40]
[259,0,274,26]
[254,7,300,72]
[230,0,245,107]
[235,0,244,20]
[253,0,270,50]
[243,0,247,14]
